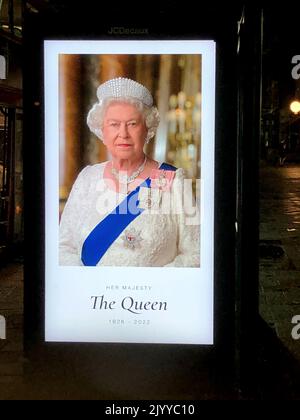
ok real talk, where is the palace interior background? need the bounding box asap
[58,54,202,210]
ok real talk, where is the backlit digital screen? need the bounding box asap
[44,40,215,344]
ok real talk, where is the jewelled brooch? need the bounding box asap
[121,228,143,250]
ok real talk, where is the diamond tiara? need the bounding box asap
[96,77,153,107]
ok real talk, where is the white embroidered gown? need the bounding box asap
[59,162,200,267]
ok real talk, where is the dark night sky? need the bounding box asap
[263,4,300,107]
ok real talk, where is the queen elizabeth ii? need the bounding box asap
[59,77,200,267]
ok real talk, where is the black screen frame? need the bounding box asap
[23,3,240,397]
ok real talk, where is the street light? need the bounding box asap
[290,100,300,115]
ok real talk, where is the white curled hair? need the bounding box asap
[87,97,160,143]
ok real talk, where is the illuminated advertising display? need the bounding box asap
[44,40,215,344]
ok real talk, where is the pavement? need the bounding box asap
[256,163,300,399]
[0,162,300,399]
[0,263,24,397]
[259,164,300,362]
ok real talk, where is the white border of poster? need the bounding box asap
[44,40,215,344]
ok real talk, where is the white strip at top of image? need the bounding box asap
[44,40,215,55]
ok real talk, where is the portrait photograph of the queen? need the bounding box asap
[58,54,202,267]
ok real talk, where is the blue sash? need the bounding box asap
[81,163,176,266]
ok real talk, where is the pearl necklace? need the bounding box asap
[111,156,147,185]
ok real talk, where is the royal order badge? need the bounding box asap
[138,187,161,210]
[150,169,175,192]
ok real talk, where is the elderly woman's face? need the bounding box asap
[102,102,148,160]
